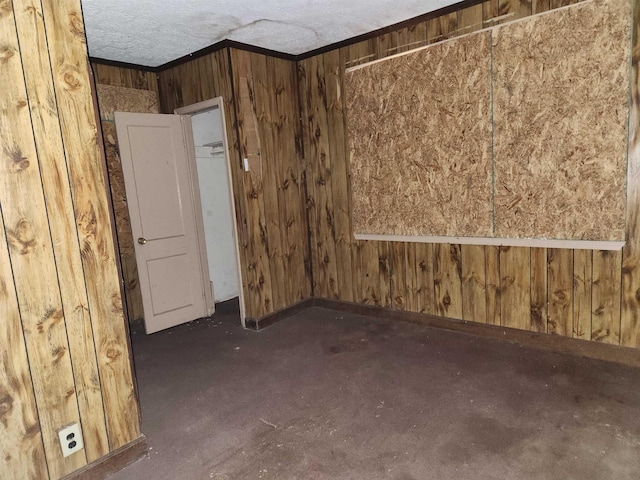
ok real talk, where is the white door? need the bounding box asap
[115,112,213,334]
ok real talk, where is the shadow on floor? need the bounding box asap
[110,304,640,480]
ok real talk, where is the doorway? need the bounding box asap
[175,98,246,323]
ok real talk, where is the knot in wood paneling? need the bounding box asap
[61,65,83,92]
[68,11,85,39]
[6,145,30,173]
[0,388,14,427]
[7,218,36,254]
[0,44,15,64]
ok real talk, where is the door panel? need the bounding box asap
[115,112,211,334]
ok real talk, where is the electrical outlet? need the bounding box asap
[57,423,84,458]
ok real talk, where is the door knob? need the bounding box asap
[138,237,147,245]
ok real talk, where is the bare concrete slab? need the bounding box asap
[109,304,640,480]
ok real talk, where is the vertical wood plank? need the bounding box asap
[252,53,287,311]
[501,0,533,21]
[389,242,407,310]
[622,0,640,347]
[500,247,530,330]
[42,0,140,450]
[273,57,310,303]
[532,0,551,13]
[379,242,391,307]
[457,3,484,36]
[461,245,487,323]
[301,54,339,299]
[16,0,109,461]
[324,49,355,302]
[404,243,418,312]
[573,249,592,339]
[547,249,573,336]
[0,212,48,480]
[229,48,274,318]
[530,247,547,333]
[0,3,85,475]
[415,243,435,315]
[592,250,622,344]
[427,12,458,43]
[434,244,463,319]
[485,246,502,325]
[360,241,382,305]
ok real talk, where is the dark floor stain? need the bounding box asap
[323,336,371,354]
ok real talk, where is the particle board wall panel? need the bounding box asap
[42,0,140,450]
[251,53,287,311]
[530,247,547,332]
[622,0,640,348]
[346,32,493,238]
[434,244,464,319]
[0,8,85,476]
[325,49,355,302]
[300,54,339,299]
[462,245,487,322]
[573,249,592,339]
[485,245,502,325]
[16,1,110,462]
[492,0,630,241]
[0,216,48,480]
[547,249,573,336]
[591,250,623,344]
[500,247,531,330]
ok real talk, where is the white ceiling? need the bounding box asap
[81,0,461,67]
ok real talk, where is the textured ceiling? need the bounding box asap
[81,0,460,67]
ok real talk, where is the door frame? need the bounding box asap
[175,97,247,324]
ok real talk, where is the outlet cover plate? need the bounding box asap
[57,423,84,458]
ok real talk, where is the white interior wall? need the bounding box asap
[191,108,240,302]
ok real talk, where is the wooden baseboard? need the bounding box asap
[61,435,147,480]
[250,297,640,368]
[244,298,315,330]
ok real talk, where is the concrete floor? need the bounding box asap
[110,303,640,480]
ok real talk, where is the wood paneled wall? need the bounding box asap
[157,48,312,320]
[298,0,640,349]
[1,1,140,479]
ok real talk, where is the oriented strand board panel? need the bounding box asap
[346,31,493,237]
[493,0,631,241]
[96,84,159,121]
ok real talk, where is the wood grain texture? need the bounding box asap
[0,211,48,480]
[434,244,464,319]
[573,249,592,339]
[548,249,573,336]
[462,245,487,322]
[299,55,339,298]
[229,49,274,317]
[500,247,531,330]
[621,0,640,347]
[15,0,109,463]
[325,49,355,302]
[485,246,502,325]
[530,247,547,332]
[0,4,85,475]
[592,250,623,344]
[493,0,630,241]
[91,63,158,93]
[346,31,493,237]
[41,0,140,450]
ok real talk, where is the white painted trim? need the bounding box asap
[175,98,247,326]
[353,234,625,251]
